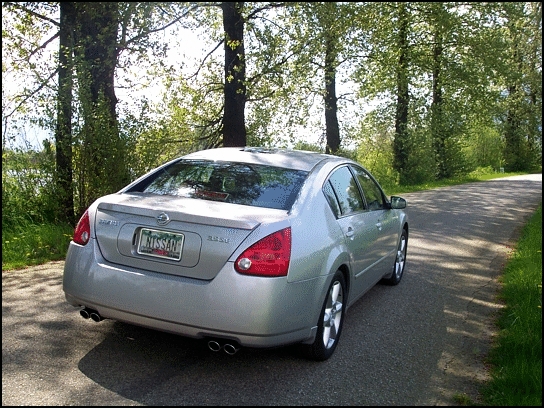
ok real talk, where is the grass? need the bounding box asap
[1,171,542,405]
[382,171,526,196]
[478,203,542,406]
[2,221,74,271]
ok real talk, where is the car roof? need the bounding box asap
[182,146,344,172]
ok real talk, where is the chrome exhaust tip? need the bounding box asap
[207,340,222,352]
[90,311,103,322]
[223,343,240,355]
[80,308,91,319]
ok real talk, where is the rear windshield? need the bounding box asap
[127,159,308,211]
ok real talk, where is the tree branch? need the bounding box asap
[3,2,59,26]
[120,4,201,51]
[186,38,224,80]
[4,68,59,120]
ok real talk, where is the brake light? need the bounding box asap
[235,227,291,277]
[73,210,90,245]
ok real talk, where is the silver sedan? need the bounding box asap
[63,146,408,361]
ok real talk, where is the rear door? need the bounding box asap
[324,166,384,298]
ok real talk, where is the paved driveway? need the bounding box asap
[2,174,541,405]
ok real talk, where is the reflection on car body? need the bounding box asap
[63,146,408,361]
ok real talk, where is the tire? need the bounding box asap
[381,228,408,286]
[303,270,346,361]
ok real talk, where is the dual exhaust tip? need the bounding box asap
[80,308,239,355]
[80,307,104,322]
[207,340,240,355]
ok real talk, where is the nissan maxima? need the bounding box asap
[63,146,408,361]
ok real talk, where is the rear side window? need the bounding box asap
[127,160,308,211]
[323,180,341,217]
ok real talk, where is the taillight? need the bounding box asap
[235,227,291,277]
[73,210,90,245]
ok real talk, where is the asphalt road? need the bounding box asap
[2,174,542,406]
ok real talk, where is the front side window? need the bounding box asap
[350,165,386,211]
[326,166,365,216]
[127,160,308,211]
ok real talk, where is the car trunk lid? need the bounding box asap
[93,193,285,280]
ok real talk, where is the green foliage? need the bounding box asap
[72,96,132,214]
[452,393,472,406]
[495,2,542,173]
[2,221,73,271]
[463,124,504,172]
[399,124,436,186]
[292,141,323,152]
[480,204,542,406]
[2,145,60,228]
[350,2,541,184]
[353,110,398,187]
[128,104,202,176]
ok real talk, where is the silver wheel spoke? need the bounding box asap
[322,281,343,349]
[331,281,340,302]
[395,236,406,278]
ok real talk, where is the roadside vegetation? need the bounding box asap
[478,203,542,406]
[3,3,541,229]
[2,222,73,271]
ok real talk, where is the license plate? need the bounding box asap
[137,228,184,260]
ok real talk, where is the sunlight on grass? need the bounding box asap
[453,393,473,406]
[479,204,542,406]
[382,172,526,196]
[2,222,74,271]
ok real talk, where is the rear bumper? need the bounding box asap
[63,240,326,348]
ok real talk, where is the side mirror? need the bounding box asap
[390,196,407,209]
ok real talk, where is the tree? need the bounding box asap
[2,1,541,230]
[221,2,247,147]
[56,2,75,225]
[161,2,291,149]
[271,2,362,154]
[3,2,199,221]
[429,2,447,179]
[393,2,411,184]
[500,2,542,172]
[302,2,345,154]
[72,2,130,215]
[323,27,341,154]
[350,3,425,185]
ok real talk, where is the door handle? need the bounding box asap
[345,226,354,238]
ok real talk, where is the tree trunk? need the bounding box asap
[76,2,118,115]
[431,17,445,179]
[222,2,247,147]
[56,2,75,225]
[504,85,524,171]
[73,2,128,215]
[324,35,340,154]
[393,3,410,185]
